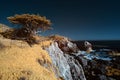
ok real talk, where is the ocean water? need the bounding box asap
[73,40,120,80]
[73,40,120,52]
[72,40,120,61]
[79,50,112,61]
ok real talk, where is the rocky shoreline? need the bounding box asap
[46,38,120,80]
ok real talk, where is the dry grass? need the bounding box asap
[0,36,57,80]
[0,23,63,80]
[0,23,14,40]
[48,34,68,41]
[0,24,10,33]
[106,66,120,76]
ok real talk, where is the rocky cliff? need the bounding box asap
[0,24,86,80]
[0,24,120,80]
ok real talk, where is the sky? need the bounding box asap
[0,0,120,40]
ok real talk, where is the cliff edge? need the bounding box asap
[0,24,58,80]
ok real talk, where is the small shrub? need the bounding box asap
[5,14,52,45]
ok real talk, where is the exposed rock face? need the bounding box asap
[1,25,119,80]
[46,41,86,80]
[49,35,79,54]
[46,39,120,80]
[84,41,93,53]
[64,54,86,80]
[46,42,73,80]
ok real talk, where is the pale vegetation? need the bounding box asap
[48,34,68,41]
[0,34,58,80]
[0,14,64,80]
[7,14,52,37]
[0,14,52,46]
[106,66,120,76]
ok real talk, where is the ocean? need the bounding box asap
[72,40,120,52]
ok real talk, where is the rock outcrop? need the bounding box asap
[74,49,120,80]
[46,37,86,80]
[46,42,73,80]
[46,38,120,80]
[1,24,119,80]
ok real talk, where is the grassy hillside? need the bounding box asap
[0,24,58,80]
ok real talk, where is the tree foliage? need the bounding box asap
[7,14,52,37]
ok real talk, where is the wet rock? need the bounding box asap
[99,75,108,80]
[76,53,120,80]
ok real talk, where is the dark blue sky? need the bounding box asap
[0,0,120,40]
